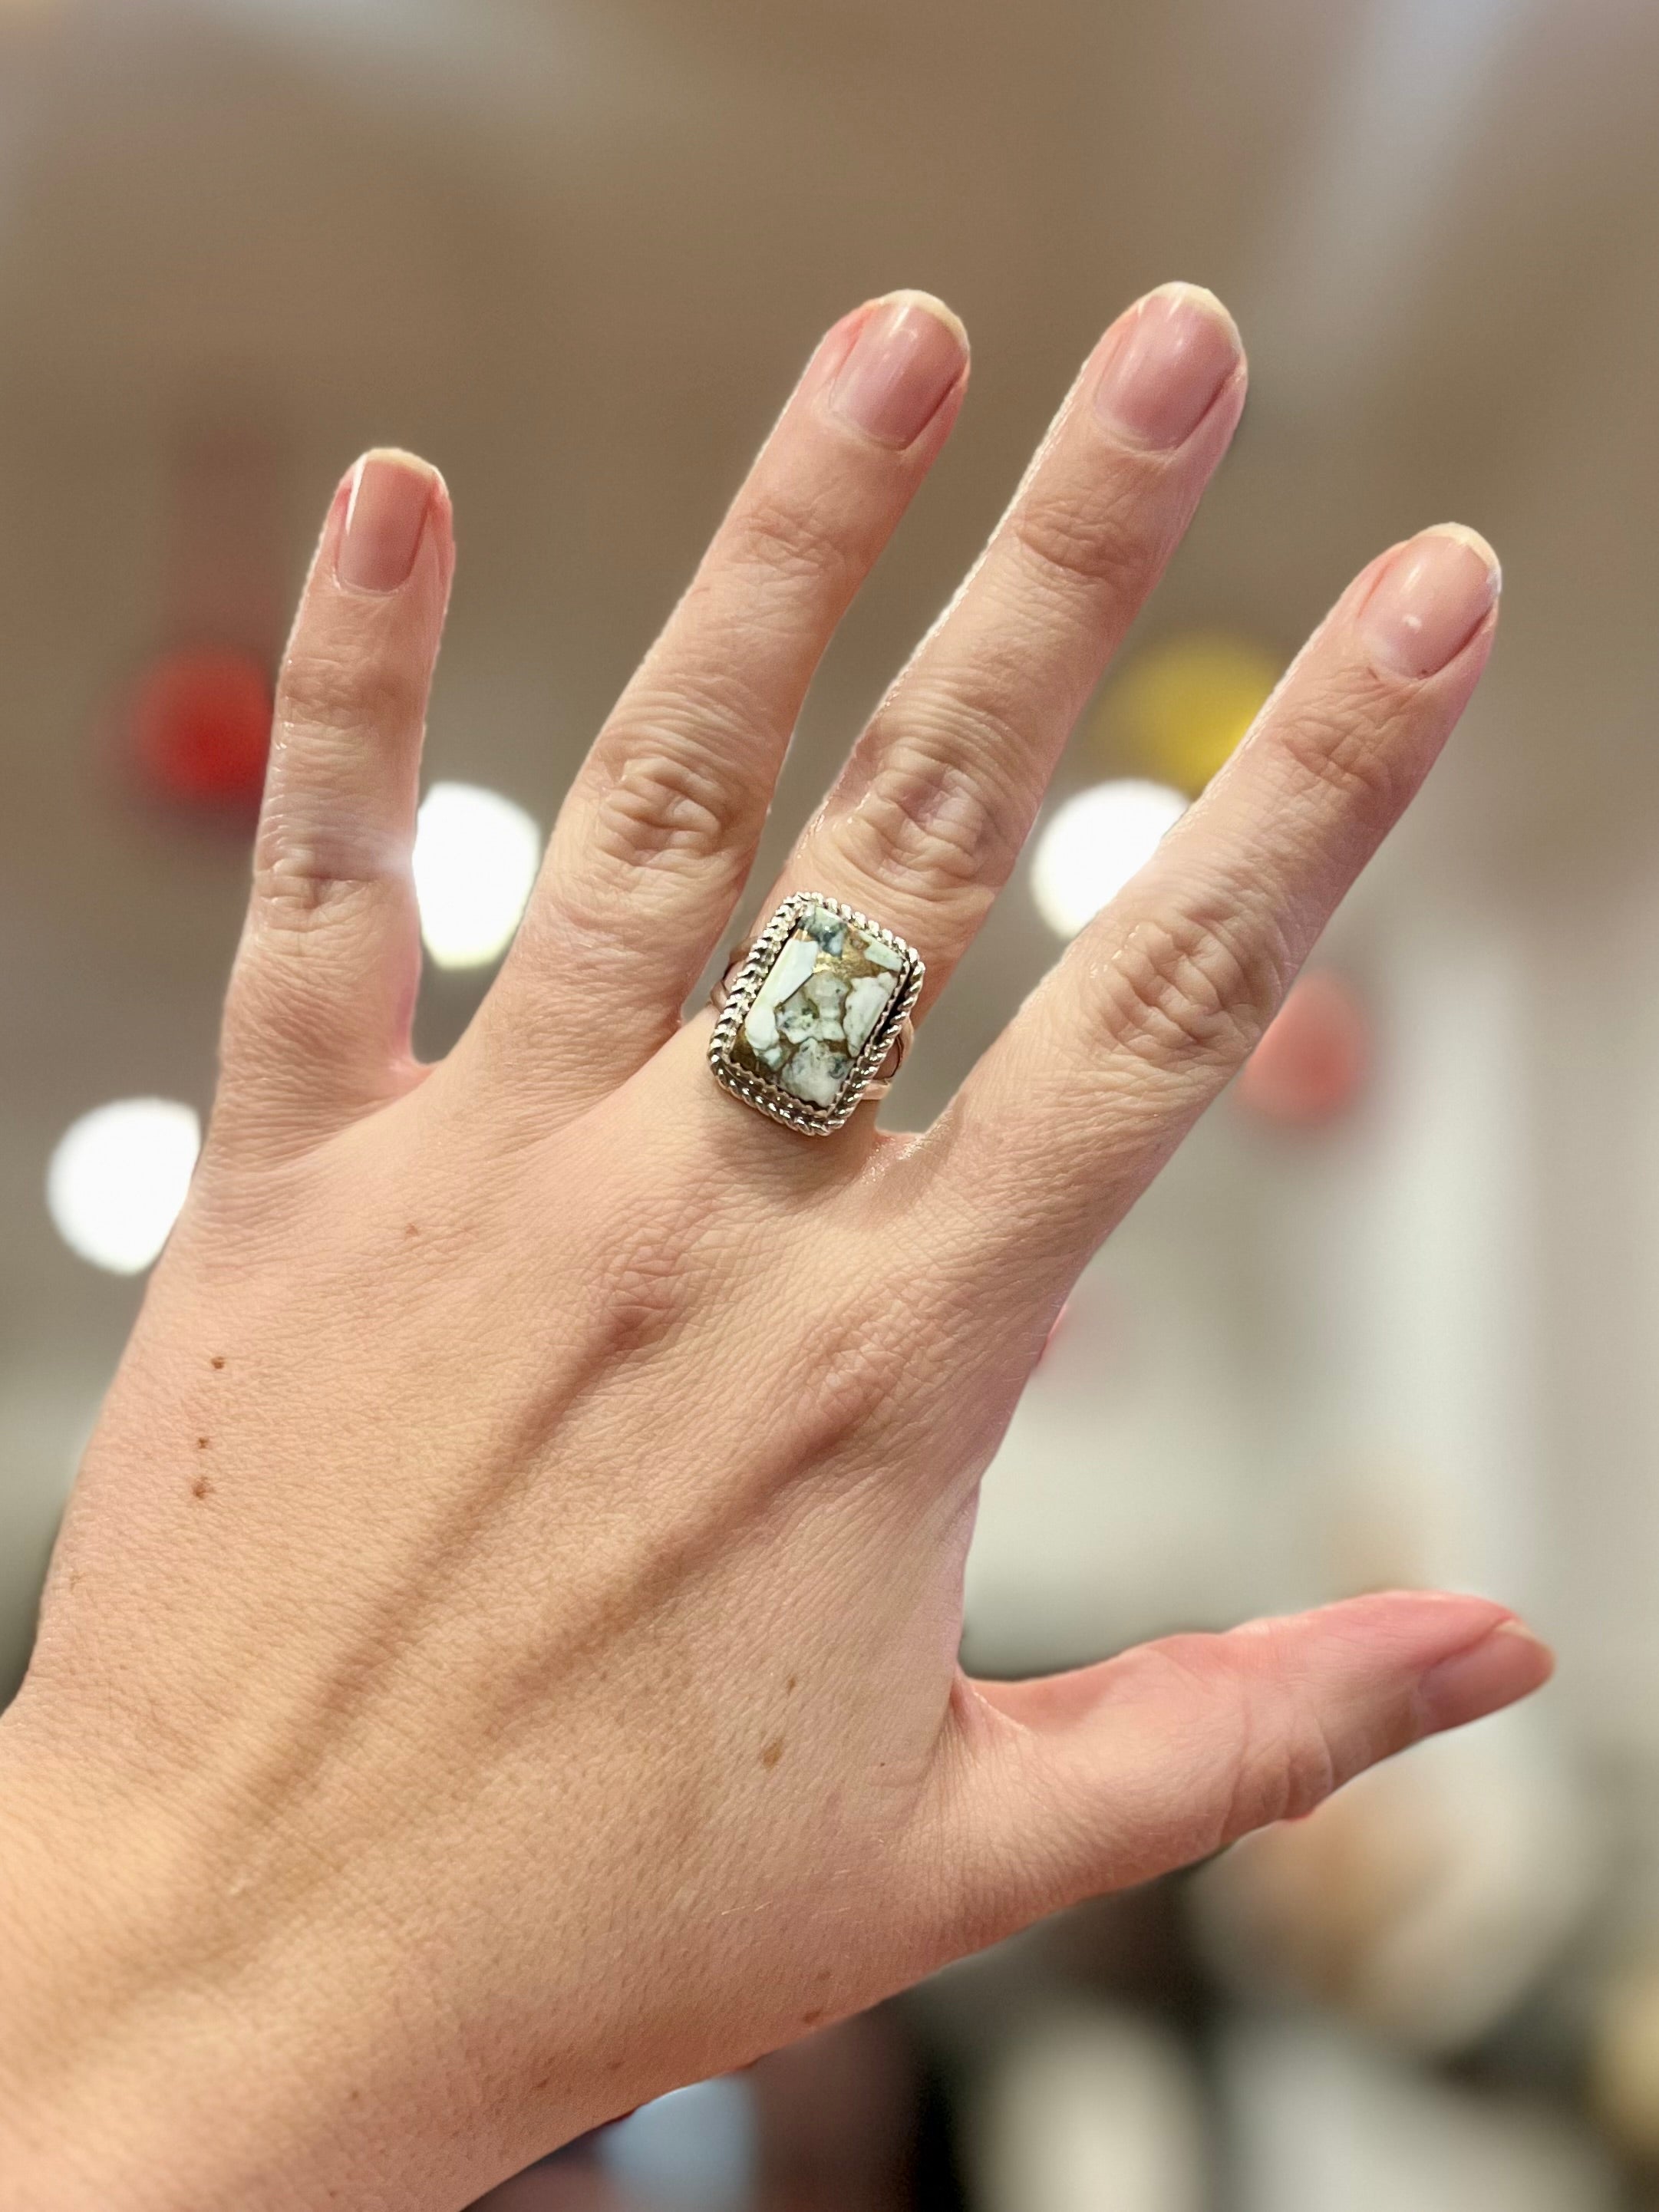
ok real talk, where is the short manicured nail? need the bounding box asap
[1417,1618,1555,1734]
[1092,282,1242,450]
[830,292,968,450]
[1359,523,1501,678]
[337,449,442,594]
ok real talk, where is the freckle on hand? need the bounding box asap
[209,1356,226,1370]
[760,1736,784,1769]
[191,1475,212,1501]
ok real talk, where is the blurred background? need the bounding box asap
[4,0,1659,2204]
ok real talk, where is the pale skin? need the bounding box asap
[0,282,1551,2209]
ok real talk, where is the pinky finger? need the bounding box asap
[216,450,452,1161]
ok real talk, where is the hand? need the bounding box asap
[0,284,1548,2210]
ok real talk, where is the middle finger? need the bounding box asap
[755,282,1246,1018]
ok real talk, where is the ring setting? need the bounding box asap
[707,893,924,1136]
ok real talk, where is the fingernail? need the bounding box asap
[829,292,968,450]
[1359,523,1501,678]
[1092,282,1242,450]
[1417,1618,1555,1734]
[337,448,443,594]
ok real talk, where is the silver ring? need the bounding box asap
[707,893,923,1136]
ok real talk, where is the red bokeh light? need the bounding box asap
[1235,969,1370,1128]
[125,645,272,813]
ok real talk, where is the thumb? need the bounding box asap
[935,1592,1553,1940]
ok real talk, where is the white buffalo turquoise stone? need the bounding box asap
[843,974,894,1054]
[730,902,907,1109]
[781,1037,847,1106]
[740,935,819,1066]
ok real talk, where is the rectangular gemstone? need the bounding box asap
[727,900,909,1112]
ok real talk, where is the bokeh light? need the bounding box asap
[126,645,272,814]
[1235,970,1370,1127]
[1087,631,1282,793]
[1030,779,1188,939]
[412,782,542,971]
[597,2076,757,2207]
[47,1099,201,1275]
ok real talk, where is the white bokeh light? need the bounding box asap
[412,781,542,970]
[1030,779,1189,939]
[47,1099,201,1276]
[599,2077,758,2208]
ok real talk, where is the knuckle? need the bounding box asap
[723,487,856,593]
[275,641,417,746]
[834,719,1024,904]
[582,684,773,887]
[251,787,410,925]
[252,632,428,921]
[1219,1644,1342,1841]
[1013,474,1154,598]
[584,1216,707,1362]
[1280,1707,1343,1823]
[250,853,385,930]
[785,1295,918,1476]
[1089,902,1285,1073]
[1272,691,1411,819]
[591,731,737,873]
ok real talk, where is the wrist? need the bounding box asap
[0,1719,349,2210]
[0,1709,603,2209]
[0,1721,230,2208]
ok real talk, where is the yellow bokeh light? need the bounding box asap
[1087,632,1283,795]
